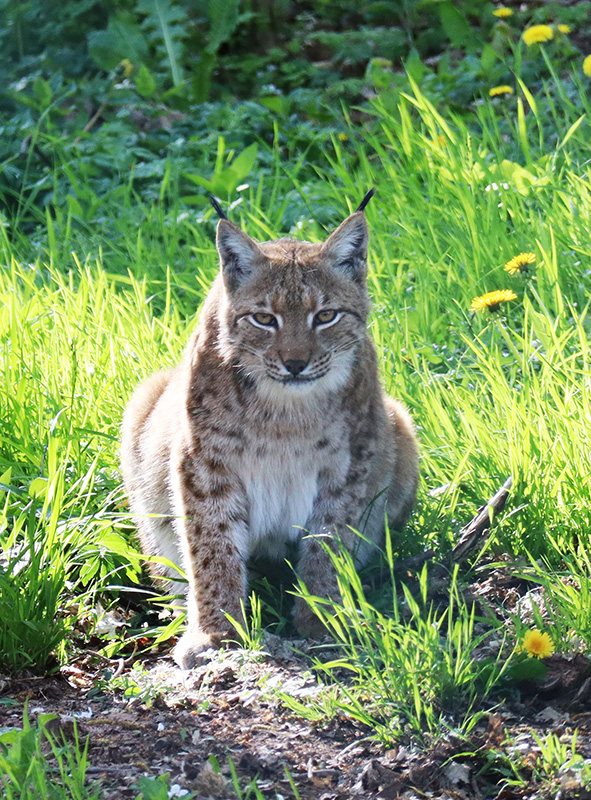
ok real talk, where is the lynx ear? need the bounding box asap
[322,212,368,282]
[216,220,265,290]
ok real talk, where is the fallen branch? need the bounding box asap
[394,476,513,579]
[451,475,513,564]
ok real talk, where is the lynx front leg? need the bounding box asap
[294,466,371,638]
[294,526,345,638]
[171,447,249,669]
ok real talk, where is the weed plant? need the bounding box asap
[287,545,510,744]
[0,710,100,800]
[0,710,270,800]
[0,707,301,799]
[509,540,591,652]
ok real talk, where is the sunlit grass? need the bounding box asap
[0,710,100,800]
[288,550,511,744]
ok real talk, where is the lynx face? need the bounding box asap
[216,214,371,399]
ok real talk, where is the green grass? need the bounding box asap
[287,552,511,744]
[0,709,100,800]
[0,60,589,764]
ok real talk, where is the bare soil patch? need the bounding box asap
[1,632,590,799]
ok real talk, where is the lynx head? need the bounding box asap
[215,211,371,400]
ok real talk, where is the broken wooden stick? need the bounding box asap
[393,475,513,578]
[451,475,513,564]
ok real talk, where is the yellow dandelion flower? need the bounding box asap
[338,132,349,141]
[489,85,514,97]
[557,24,571,34]
[120,59,133,78]
[504,252,536,274]
[522,25,554,46]
[584,55,591,77]
[521,629,554,659]
[470,289,517,312]
[493,7,513,18]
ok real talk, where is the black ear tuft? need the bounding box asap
[209,195,228,220]
[355,188,376,214]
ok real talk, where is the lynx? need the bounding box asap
[121,197,419,669]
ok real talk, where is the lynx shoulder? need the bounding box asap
[121,205,419,668]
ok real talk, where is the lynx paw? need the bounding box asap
[173,629,225,670]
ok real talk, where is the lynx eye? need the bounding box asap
[314,309,340,326]
[251,312,278,328]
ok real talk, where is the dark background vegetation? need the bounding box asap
[2,0,590,261]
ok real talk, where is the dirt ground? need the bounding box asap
[1,628,590,800]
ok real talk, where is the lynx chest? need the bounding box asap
[238,439,328,559]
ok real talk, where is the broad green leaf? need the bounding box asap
[438,3,472,48]
[137,0,187,86]
[510,658,548,682]
[88,14,148,71]
[206,0,240,54]
[191,50,216,102]
[28,478,48,499]
[33,77,52,108]
[480,44,497,76]
[134,774,170,800]
[558,114,586,150]
[517,96,531,164]
[405,49,424,84]
[259,96,285,114]
[230,143,258,181]
[66,195,84,218]
[518,78,538,118]
[183,173,214,191]
[135,63,157,97]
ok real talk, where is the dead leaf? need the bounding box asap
[534,706,568,724]
[485,712,505,747]
[443,761,471,786]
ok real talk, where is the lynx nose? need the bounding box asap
[283,358,308,377]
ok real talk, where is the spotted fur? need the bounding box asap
[121,211,419,668]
